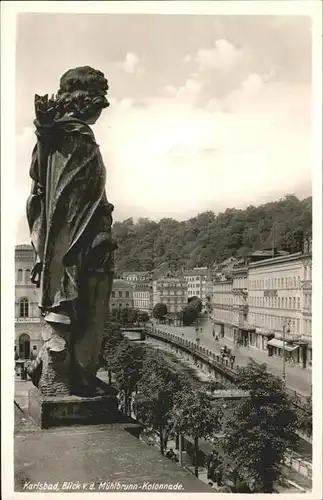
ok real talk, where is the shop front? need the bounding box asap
[267,338,299,363]
[251,328,275,351]
[233,323,256,347]
[292,339,311,369]
[213,320,225,338]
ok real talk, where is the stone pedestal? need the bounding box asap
[28,379,120,429]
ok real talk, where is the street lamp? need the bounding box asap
[282,319,291,385]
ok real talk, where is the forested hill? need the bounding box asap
[112,195,312,274]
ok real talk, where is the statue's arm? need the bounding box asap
[27,144,44,284]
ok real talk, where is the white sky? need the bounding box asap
[15,13,312,242]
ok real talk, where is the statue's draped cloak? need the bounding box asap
[26,118,116,320]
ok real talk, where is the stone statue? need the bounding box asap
[27,66,117,397]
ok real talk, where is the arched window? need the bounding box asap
[19,298,29,318]
[25,269,31,283]
[17,269,23,283]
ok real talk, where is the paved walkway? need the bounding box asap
[152,320,311,397]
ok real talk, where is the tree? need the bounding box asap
[153,303,167,321]
[101,321,124,384]
[187,296,202,312]
[110,307,147,327]
[135,353,184,455]
[137,310,150,324]
[171,389,222,477]
[182,306,198,326]
[111,195,312,272]
[296,394,312,437]
[223,360,298,493]
[111,339,144,416]
[182,296,202,326]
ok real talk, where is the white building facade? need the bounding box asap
[15,245,43,360]
[183,267,213,310]
[133,281,153,314]
[110,279,134,309]
[248,246,312,367]
[211,276,234,339]
[155,276,188,314]
[210,239,312,368]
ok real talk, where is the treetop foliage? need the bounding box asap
[112,195,312,273]
[223,360,298,492]
[153,303,168,319]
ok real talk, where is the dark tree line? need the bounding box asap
[112,195,312,274]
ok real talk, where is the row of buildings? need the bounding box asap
[211,241,312,368]
[15,239,312,368]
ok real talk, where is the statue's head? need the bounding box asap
[56,66,109,124]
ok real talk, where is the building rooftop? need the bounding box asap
[122,271,148,278]
[112,279,134,288]
[15,244,33,251]
[149,262,170,280]
[248,251,304,268]
[183,269,209,277]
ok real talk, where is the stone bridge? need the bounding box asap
[121,328,146,341]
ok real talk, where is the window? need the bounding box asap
[289,297,292,309]
[293,297,296,309]
[278,297,280,308]
[19,298,29,317]
[112,291,115,298]
[125,291,130,298]
[118,291,122,298]
[33,345,37,350]
[297,297,300,309]
[25,269,31,283]
[17,269,23,283]
[278,278,280,288]
[292,319,296,333]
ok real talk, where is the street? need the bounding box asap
[151,319,311,397]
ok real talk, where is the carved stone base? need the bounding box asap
[28,379,119,429]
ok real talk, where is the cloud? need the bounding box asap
[15,74,311,246]
[195,39,244,73]
[163,74,204,105]
[14,16,312,245]
[119,52,143,75]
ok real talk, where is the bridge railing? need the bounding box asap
[147,326,238,382]
[146,326,310,411]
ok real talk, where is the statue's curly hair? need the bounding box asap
[55,66,109,120]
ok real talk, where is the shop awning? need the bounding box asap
[267,338,299,352]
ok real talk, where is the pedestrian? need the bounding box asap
[212,328,215,338]
[221,352,225,363]
[230,355,235,368]
[165,448,176,461]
